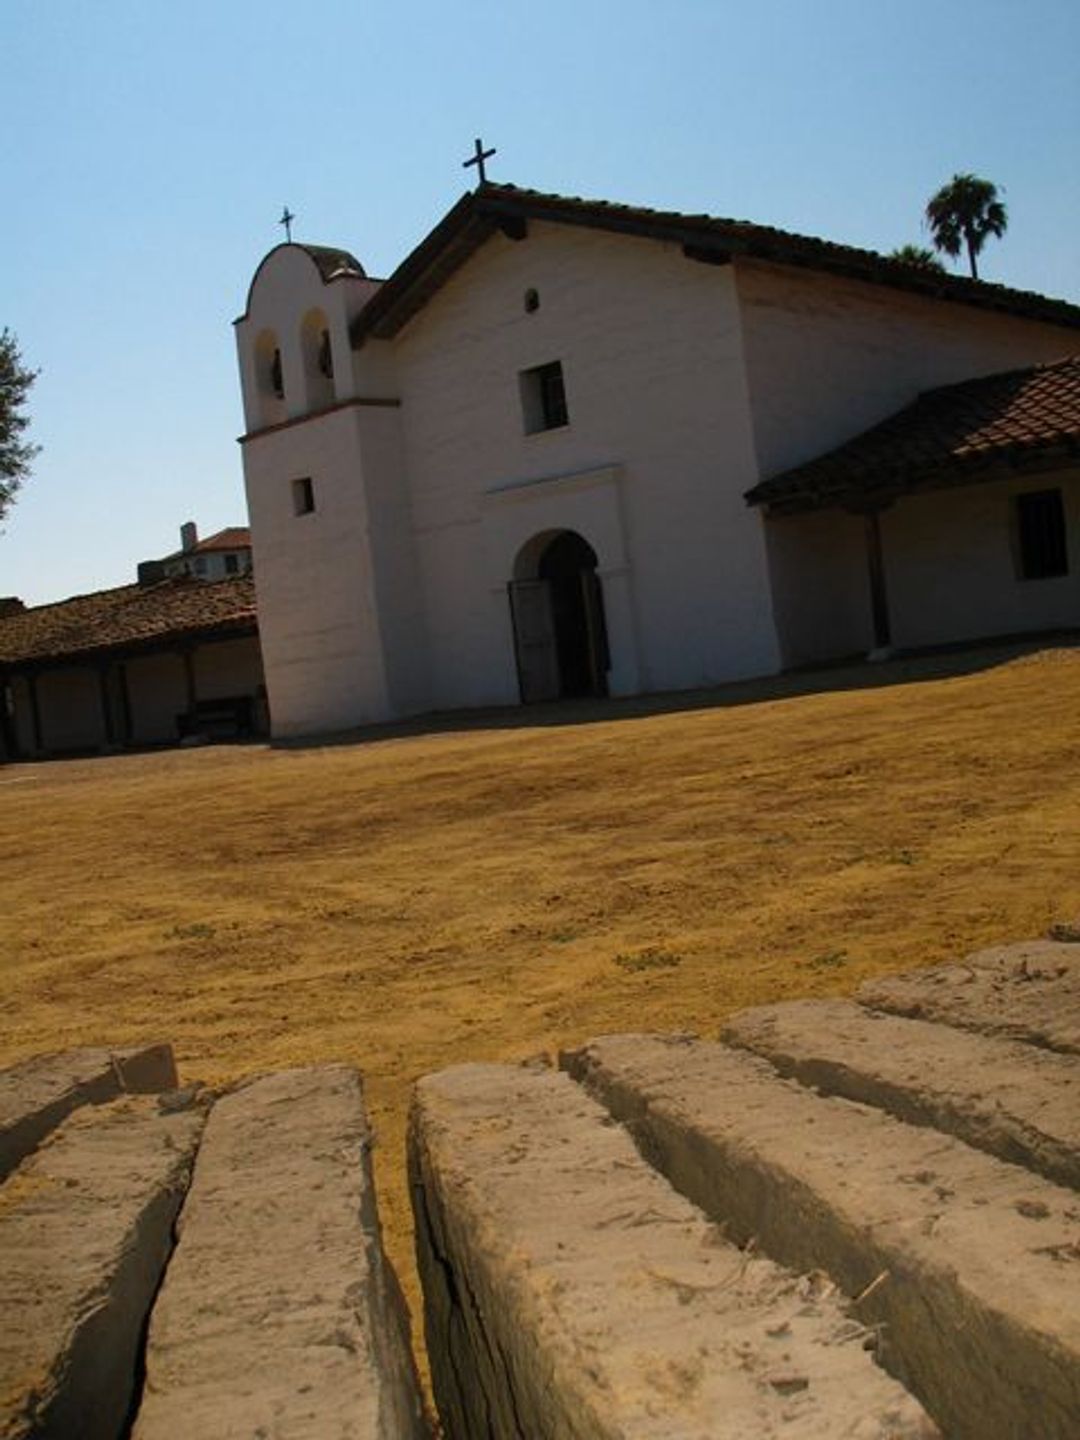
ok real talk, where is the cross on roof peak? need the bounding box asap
[463,138,496,186]
[279,206,296,243]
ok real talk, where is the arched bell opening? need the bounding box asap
[254,328,286,428]
[509,529,610,703]
[300,307,335,412]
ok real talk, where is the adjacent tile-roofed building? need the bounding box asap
[0,576,256,668]
[748,356,1080,514]
[173,526,252,555]
[0,576,265,759]
[145,521,253,584]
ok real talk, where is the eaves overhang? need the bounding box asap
[348,183,1080,348]
[750,439,1080,517]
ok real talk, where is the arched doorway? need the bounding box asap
[509,530,610,703]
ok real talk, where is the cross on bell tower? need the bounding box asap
[463,138,496,186]
[279,205,296,242]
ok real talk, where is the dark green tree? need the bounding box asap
[889,244,945,272]
[925,174,1008,280]
[0,330,39,522]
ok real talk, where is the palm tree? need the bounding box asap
[925,174,1007,280]
[889,244,945,272]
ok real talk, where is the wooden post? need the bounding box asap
[182,648,198,710]
[97,666,116,747]
[864,508,892,652]
[117,662,133,745]
[27,671,43,754]
[0,677,12,761]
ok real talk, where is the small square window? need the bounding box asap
[292,476,316,516]
[520,361,569,434]
[1015,489,1067,579]
[224,553,239,575]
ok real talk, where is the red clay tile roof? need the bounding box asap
[194,526,250,553]
[351,183,1080,345]
[0,575,258,668]
[747,356,1080,514]
[165,527,251,559]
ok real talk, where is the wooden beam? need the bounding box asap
[682,244,733,267]
[864,508,892,650]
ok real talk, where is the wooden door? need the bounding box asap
[580,569,610,696]
[508,579,560,703]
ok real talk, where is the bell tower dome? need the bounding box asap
[235,242,375,433]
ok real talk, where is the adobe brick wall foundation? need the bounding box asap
[133,1067,426,1440]
[0,1054,426,1440]
[409,1062,936,1438]
[1,936,1077,1438]
[0,1042,178,1181]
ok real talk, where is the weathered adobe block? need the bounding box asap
[410,1062,937,1440]
[0,1043,178,1182]
[723,997,1080,1190]
[564,1034,1080,1440]
[132,1066,427,1440]
[0,1095,204,1440]
[858,938,1080,1055]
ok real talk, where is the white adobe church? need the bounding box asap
[235,183,1080,737]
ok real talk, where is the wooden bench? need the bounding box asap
[176,695,255,740]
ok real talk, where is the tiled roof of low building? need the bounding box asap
[0,575,258,668]
[351,183,1080,344]
[747,356,1080,514]
[164,526,251,559]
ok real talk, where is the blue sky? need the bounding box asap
[4,0,1078,605]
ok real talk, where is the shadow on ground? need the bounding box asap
[275,627,1080,753]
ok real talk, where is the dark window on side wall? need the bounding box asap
[292,476,315,516]
[224,553,239,574]
[520,361,569,434]
[1016,489,1067,579]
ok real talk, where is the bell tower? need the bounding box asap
[235,239,427,736]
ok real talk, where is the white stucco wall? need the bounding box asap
[242,405,397,735]
[763,509,873,666]
[355,408,430,716]
[882,470,1080,648]
[390,222,781,709]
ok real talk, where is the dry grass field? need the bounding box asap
[3,642,1080,1339]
